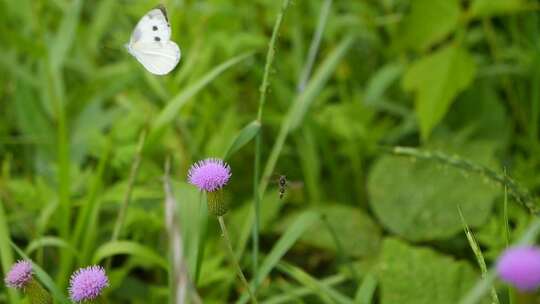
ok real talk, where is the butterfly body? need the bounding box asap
[127,6,181,75]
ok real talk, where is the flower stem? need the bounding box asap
[217,216,257,304]
[26,278,52,304]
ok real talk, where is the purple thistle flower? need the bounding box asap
[188,158,231,192]
[69,265,109,302]
[5,260,33,289]
[496,246,540,291]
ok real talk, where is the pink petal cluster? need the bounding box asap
[497,246,540,291]
[4,260,33,289]
[188,158,231,192]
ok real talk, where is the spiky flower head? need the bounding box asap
[69,265,109,303]
[188,158,231,192]
[497,246,540,291]
[5,260,33,289]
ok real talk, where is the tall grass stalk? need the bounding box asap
[252,0,291,288]
[218,216,258,304]
[502,170,515,304]
[47,63,72,288]
[459,217,540,304]
[458,207,500,304]
[163,158,201,304]
[385,146,538,215]
[107,129,147,270]
[259,35,354,197]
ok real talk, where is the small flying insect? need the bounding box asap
[277,175,287,200]
[267,174,303,200]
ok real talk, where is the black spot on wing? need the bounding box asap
[154,37,161,42]
[153,26,158,31]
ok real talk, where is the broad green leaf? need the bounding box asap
[376,238,481,304]
[403,45,476,140]
[470,0,527,18]
[92,241,168,270]
[396,0,461,51]
[223,120,261,160]
[276,205,381,257]
[368,140,498,241]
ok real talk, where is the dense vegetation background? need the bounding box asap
[1,0,540,303]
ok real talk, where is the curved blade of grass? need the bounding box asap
[276,262,353,304]
[354,273,377,304]
[459,217,540,304]
[261,274,347,304]
[297,0,333,92]
[92,241,168,270]
[259,35,355,197]
[25,236,78,257]
[252,0,292,291]
[150,52,254,141]
[458,207,500,304]
[11,242,70,304]
[237,211,320,304]
[224,120,261,160]
[50,0,83,69]
[0,200,19,303]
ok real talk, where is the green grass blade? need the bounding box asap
[458,207,500,304]
[289,34,355,130]
[92,241,168,270]
[237,211,320,304]
[223,120,261,160]
[25,236,78,257]
[50,0,83,69]
[276,262,353,304]
[261,274,347,304]
[259,35,355,197]
[297,0,333,92]
[150,52,254,141]
[253,0,291,290]
[354,273,377,304]
[0,199,19,303]
[502,170,515,304]
[459,217,540,304]
[11,243,70,304]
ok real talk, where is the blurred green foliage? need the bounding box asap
[1,0,540,303]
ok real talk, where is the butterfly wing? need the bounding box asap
[130,6,171,44]
[127,6,181,75]
[130,41,181,75]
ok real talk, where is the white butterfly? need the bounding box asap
[126,5,181,75]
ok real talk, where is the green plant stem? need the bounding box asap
[252,0,291,289]
[459,217,540,304]
[384,146,538,215]
[218,216,258,304]
[107,130,146,269]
